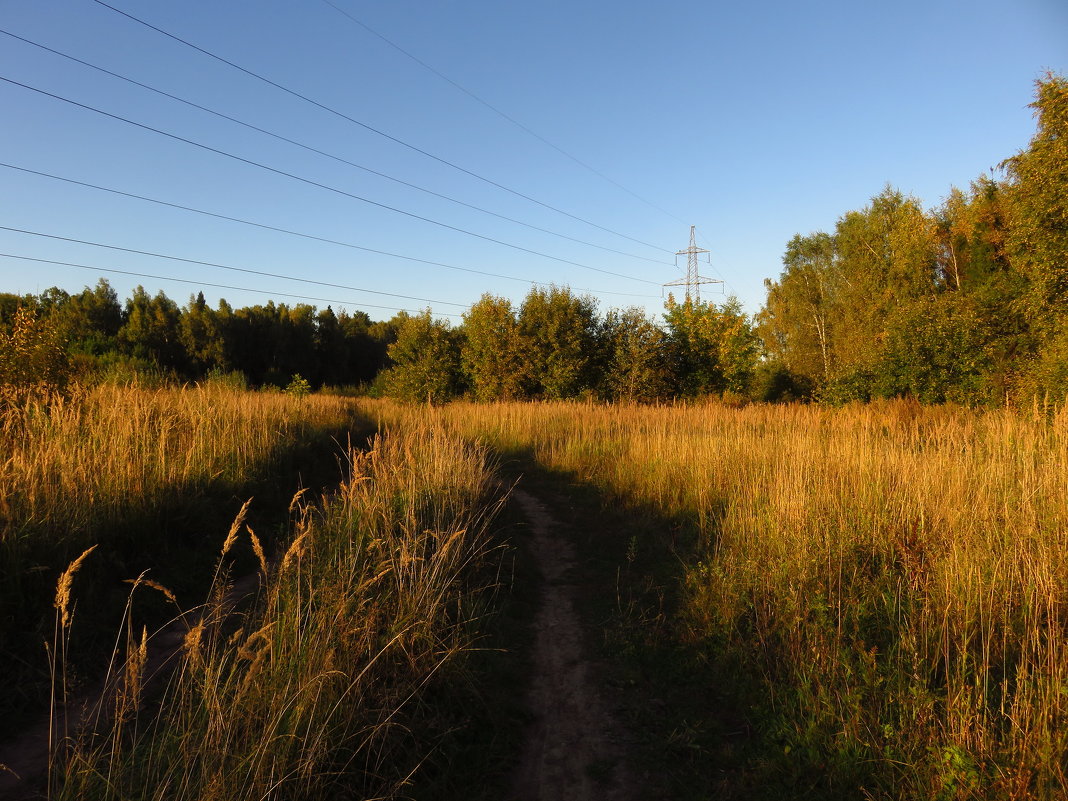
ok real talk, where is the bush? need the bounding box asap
[749,360,812,402]
[0,306,70,404]
[284,373,312,398]
[202,368,249,392]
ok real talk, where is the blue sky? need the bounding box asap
[1,0,1064,322]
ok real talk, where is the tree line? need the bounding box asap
[760,73,1068,404]
[0,283,398,392]
[0,278,762,403]
[2,74,1064,406]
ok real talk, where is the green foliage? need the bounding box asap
[48,279,124,357]
[1004,73,1068,327]
[179,291,227,374]
[385,310,463,404]
[0,305,70,403]
[880,293,1002,404]
[461,294,528,400]
[762,76,1068,406]
[284,373,311,398]
[119,286,186,372]
[202,367,249,392]
[518,286,599,399]
[600,307,670,402]
[749,360,811,402]
[759,232,836,386]
[1018,323,1068,404]
[664,295,758,397]
[0,282,392,393]
[831,187,938,379]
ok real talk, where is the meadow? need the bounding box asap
[0,383,508,799]
[366,398,1068,799]
[5,385,1068,799]
[0,381,370,729]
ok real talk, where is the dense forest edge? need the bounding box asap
[3,74,1065,409]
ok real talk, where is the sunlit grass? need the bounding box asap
[0,381,362,556]
[52,419,505,799]
[365,398,1068,799]
[0,381,370,736]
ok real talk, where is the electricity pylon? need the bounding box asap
[664,225,721,303]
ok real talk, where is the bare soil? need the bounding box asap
[510,489,636,801]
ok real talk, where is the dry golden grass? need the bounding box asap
[52,418,504,800]
[0,381,361,555]
[365,398,1068,799]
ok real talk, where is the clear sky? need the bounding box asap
[1,0,1065,323]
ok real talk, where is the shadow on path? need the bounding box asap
[510,488,635,801]
[493,455,767,801]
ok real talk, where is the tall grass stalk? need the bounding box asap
[366,398,1068,798]
[54,420,504,799]
[0,381,365,686]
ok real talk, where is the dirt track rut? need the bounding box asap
[510,488,634,801]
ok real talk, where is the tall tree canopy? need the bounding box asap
[761,73,1067,404]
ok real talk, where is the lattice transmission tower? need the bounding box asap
[664,225,721,303]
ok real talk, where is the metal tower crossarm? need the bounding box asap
[663,225,721,303]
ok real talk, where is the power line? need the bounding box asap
[0,74,661,286]
[0,28,671,268]
[88,0,672,254]
[321,0,689,228]
[0,252,463,318]
[0,162,660,300]
[0,224,468,308]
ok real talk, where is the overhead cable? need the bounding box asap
[321,0,689,228]
[89,0,672,254]
[0,75,661,286]
[0,252,463,318]
[0,28,671,267]
[0,162,660,300]
[0,224,468,307]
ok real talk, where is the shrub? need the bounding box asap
[0,306,70,404]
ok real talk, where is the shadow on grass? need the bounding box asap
[0,412,379,741]
[402,465,539,801]
[461,449,862,801]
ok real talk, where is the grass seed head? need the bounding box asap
[288,487,309,515]
[280,530,310,573]
[248,526,268,576]
[122,625,149,713]
[221,498,253,559]
[54,544,98,628]
[124,576,178,605]
[184,620,206,666]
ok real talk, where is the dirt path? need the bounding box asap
[511,488,635,801]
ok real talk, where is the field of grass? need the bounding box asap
[52,420,504,800]
[0,381,372,733]
[0,383,511,798]
[8,386,1068,799]
[366,398,1068,800]
[0,380,363,560]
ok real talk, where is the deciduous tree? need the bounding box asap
[517,286,598,399]
[384,311,462,403]
[664,295,758,397]
[461,294,528,400]
[600,307,669,402]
